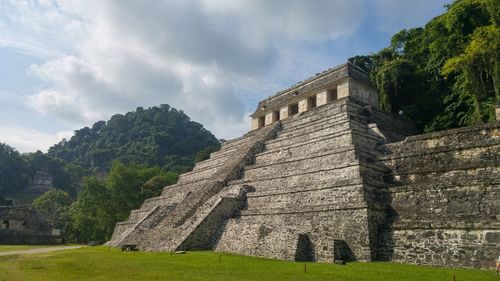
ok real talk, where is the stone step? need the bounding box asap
[244,183,366,211]
[244,149,359,180]
[388,181,499,226]
[194,155,230,170]
[265,120,354,151]
[277,106,368,140]
[380,144,500,175]
[161,180,209,196]
[178,165,222,185]
[380,135,500,159]
[255,130,355,165]
[180,163,224,180]
[207,147,237,159]
[388,165,500,186]
[245,179,365,198]
[141,195,180,210]
[176,185,248,251]
[219,132,256,151]
[190,141,248,172]
[278,98,366,131]
[238,164,362,192]
[279,100,349,130]
[240,202,368,216]
[126,209,154,224]
[392,219,500,230]
[177,170,221,185]
[383,123,500,154]
[278,110,352,139]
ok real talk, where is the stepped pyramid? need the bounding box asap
[109,62,499,268]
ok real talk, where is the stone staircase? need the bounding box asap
[108,94,498,268]
[215,97,404,262]
[108,121,281,251]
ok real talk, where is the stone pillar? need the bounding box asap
[280,106,289,120]
[496,104,500,121]
[316,90,328,106]
[337,79,350,100]
[298,98,308,113]
[337,78,379,107]
[251,118,259,130]
[265,112,274,125]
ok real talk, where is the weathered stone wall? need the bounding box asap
[215,98,385,262]
[375,123,500,268]
[108,122,281,250]
[0,206,61,244]
[216,209,371,262]
[108,77,498,269]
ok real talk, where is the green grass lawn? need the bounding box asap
[0,245,67,252]
[0,246,496,281]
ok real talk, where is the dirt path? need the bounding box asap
[0,245,83,256]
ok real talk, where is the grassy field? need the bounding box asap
[0,245,67,252]
[0,246,496,281]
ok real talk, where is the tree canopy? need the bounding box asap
[47,104,220,173]
[0,143,29,195]
[32,189,71,227]
[64,162,178,243]
[349,0,499,132]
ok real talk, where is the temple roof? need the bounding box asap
[251,62,370,117]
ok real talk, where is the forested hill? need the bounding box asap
[47,104,220,172]
[349,0,498,132]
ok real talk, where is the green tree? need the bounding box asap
[194,145,221,163]
[47,104,219,172]
[32,189,71,227]
[66,162,178,243]
[140,173,178,201]
[68,177,114,243]
[350,0,499,132]
[0,143,29,194]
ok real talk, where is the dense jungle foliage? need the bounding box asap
[47,104,219,172]
[0,105,219,243]
[1,0,497,243]
[349,0,499,131]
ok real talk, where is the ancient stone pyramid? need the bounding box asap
[109,62,499,268]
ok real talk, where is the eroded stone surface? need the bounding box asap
[109,62,499,269]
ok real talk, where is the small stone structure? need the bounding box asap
[109,62,499,268]
[0,200,61,244]
[27,170,53,194]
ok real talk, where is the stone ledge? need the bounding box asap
[394,123,500,145]
[267,118,352,145]
[393,221,500,230]
[183,162,225,177]
[240,162,363,182]
[389,162,500,176]
[240,204,368,216]
[388,180,499,193]
[378,140,500,160]
[246,181,365,198]
[278,106,355,135]
[260,129,354,155]
[246,146,358,171]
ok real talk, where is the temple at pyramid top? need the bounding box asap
[251,62,378,130]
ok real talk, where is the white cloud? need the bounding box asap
[14,0,368,140]
[1,0,448,146]
[0,0,85,59]
[0,125,72,153]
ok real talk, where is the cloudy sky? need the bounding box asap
[0,0,449,152]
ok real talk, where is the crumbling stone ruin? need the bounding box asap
[27,170,53,194]
[0,199,61,244]
[109,62,499,268]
